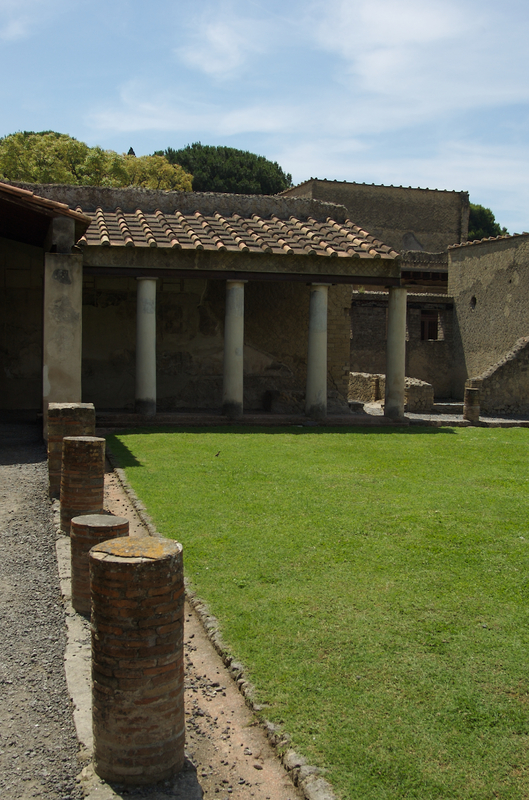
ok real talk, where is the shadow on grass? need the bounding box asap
[106,424,457,469]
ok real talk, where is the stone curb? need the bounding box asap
[104,440,339,800]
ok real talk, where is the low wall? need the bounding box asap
[348,372,385,402]
[349,372,433,412]
[468,336,529,415]
[404,377,434,413]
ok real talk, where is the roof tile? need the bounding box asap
[76,206,399,261]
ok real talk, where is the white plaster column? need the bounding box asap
[43,253,83,434]
[135,277,158,416]
[305,283,330,419]
[384,286,407,419]
[222,280,246,419]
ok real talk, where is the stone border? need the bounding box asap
[105,442,338,800]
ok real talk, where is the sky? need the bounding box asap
[1,0,528,233]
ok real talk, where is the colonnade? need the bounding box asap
[42,260,407,422]
[130,278,407,420]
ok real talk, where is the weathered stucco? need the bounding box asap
[0,237,44,411]
[449,236,529,396]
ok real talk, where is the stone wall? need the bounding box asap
[404,377,434,413]
[350,292,454,397]
[449,235,529,397]
[349,372,433,412]
[327,285,353,397]
[348,372,384,402]
[468,336,529,415]
[82,276,349,411]
[14,182,349,224]
[0,237,44,412]
[283,180,469,252]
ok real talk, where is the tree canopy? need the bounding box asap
[0,131,193,191]
[159,142,293,195]
[468,203,508,241]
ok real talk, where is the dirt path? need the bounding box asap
[75,459,305,800]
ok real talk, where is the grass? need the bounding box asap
[108,425,529,799]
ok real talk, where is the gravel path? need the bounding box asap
[0,423,83,800]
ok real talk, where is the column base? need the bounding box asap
[305,402,327,420]
[384,404,405,420]
[135,399,156,416]
[223,401,243,420]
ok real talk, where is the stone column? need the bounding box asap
[384,286,407,419]
[222,280,246,419]
[305,284,330,419]
[43,253,83,438]
[135,277,158,416]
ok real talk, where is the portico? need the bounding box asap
[2,183,405,422]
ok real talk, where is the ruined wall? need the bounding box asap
[449,236,529,397]
[468,337,529,415]
[350,292,454,397]
[283,180,469,252]
[82,277,346,411]
[0,237,44,412]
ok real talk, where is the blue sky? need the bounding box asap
[1,0,528,233]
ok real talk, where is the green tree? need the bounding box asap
[468,203,508,241]
[0,131,192,190]
[159,142,293,194]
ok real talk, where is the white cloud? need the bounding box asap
[174,3,272,79]
[88,82,299,137]
[0,0,63,41]
[176,20,260,78]
[308,0,529,125]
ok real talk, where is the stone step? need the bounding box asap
[433,402,464,413]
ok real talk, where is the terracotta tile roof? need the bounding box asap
[0,181,90,225]
[449,232,529,249]
[76,207,398,260]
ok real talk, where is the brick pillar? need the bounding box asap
[60,436,105,534]
[90,537,185,785]
[47,403,95,498]
[70,514,129,615]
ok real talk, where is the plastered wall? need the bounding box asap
[0,237,44,411]
[449,236,529,396]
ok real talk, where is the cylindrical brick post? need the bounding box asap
[464,387,480,423]
[90,537,185,785]
[70,514,129,615]
[60,436,105,534]
[47,403,96,498]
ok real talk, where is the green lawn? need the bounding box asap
[108,426,529,800]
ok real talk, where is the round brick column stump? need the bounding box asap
[90,537,185,785]
[47,403,96,498]
[60,436,105,534]
[70,514,129,616]
[464,387,481,423]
